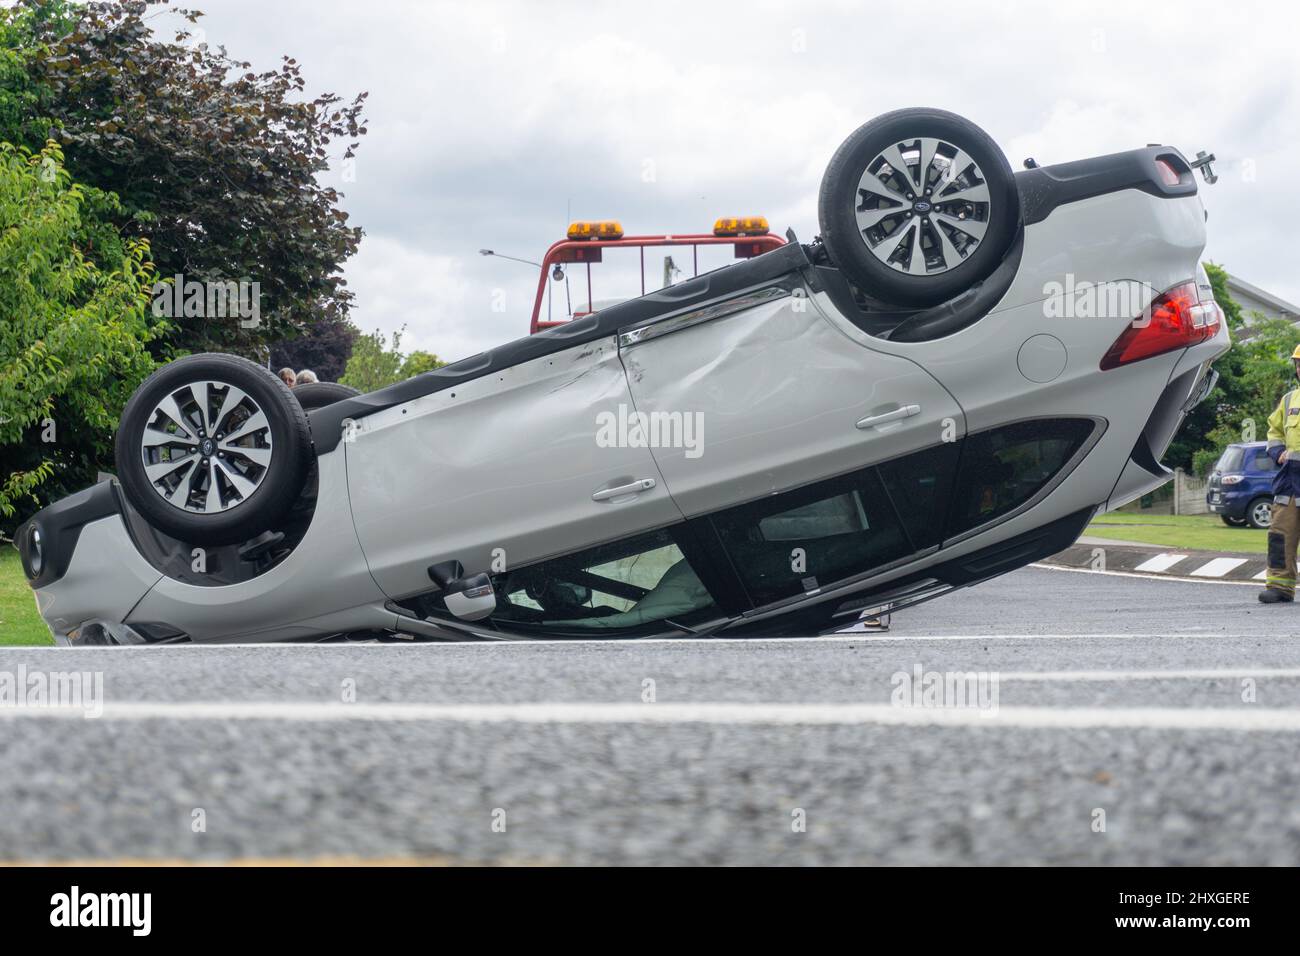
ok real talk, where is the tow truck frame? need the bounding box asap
[530,229,786,333]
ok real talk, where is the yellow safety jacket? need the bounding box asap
[1266,388,1300,496]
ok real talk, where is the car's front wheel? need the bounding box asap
[115,353,313,546]
[1246,497,1273,530]
[1220,514,1247,527]
[818,107,1020,308]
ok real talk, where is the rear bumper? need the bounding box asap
[1206,500,1243,517]
[1015,145,1199,226]
[1207,490,1263,518]
[1105,374,1207,511]
[1106,322,1230,511]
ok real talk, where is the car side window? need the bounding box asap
[708,468,911,607]
[946,419,1095,537]
[1252,451,1277,472]
[487,527,718,633]
[876,442,962,550]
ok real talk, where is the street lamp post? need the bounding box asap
[479,249,541,268]
[479,248,550,325]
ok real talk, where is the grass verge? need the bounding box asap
[0,547,54,646]
[1086,512,1266,554]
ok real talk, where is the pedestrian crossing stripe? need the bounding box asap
[1133,553,1189,573]
[1189,557,1249,577]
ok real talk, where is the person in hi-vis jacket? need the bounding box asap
[1260,345,1300,603]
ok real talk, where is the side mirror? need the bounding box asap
[443,573,496,621]
[428,561,497,622]
[428,560,464,589]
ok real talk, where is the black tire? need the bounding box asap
[1245,497,1273,530]
[1220,514,1246,527]
[115,353,313,546]
[292,381,361,411]
[818,107,1019,308]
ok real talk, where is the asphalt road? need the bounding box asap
[2,564,1298,865]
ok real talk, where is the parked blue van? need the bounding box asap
[1206,441,1277,529]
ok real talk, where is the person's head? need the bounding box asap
[278,368,296,387]
[294,369,319,386]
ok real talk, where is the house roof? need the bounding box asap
[1227,273,1300,318]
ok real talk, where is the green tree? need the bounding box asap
[0,140,163,529]
[0,2,130,277]
[401,350,445,379]
[1190,315,1300,476]
[2,0,367,358]
[0,7,45,146]
[270,314,359,383]
[1178,262,1300,476]
[340,328,445,393]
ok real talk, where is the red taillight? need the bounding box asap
[1154,158,1182,186]
[1099,280,1222,370]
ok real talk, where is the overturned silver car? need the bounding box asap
[15,108,1227,644]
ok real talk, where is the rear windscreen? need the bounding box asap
[1215,447,1244,472]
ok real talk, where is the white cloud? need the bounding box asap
[344,236,484,361]
[163,0,1300,356]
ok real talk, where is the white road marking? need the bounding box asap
[876,633,1223,641]
[1133,553,1190,573]
[997,668,1300,681]
[1189,557,1250,577]
[1028,563,1258,587]
[1254,569,1270,580]
[3,701,1300,730]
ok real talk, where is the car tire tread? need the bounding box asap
[114,353,313,546]
[817,107,1020,308]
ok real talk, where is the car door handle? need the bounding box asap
[856,404,921,429]
[592,478,657,501]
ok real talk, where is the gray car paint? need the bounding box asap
[620,291,965,517]
[346,335,681,601]
[31,182,1228,644]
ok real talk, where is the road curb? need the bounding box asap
[1043,541,1267,581]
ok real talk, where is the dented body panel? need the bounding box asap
[347,336,680,600]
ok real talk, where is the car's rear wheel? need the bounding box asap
[818,107,1019,307]
[292,381,361,411]
[1246,497,1273,530]
[115,353,313,546]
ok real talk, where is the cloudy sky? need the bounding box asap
[163,0,1299,362]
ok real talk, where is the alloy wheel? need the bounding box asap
[855,136,993,276]
[139,381,274,514]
